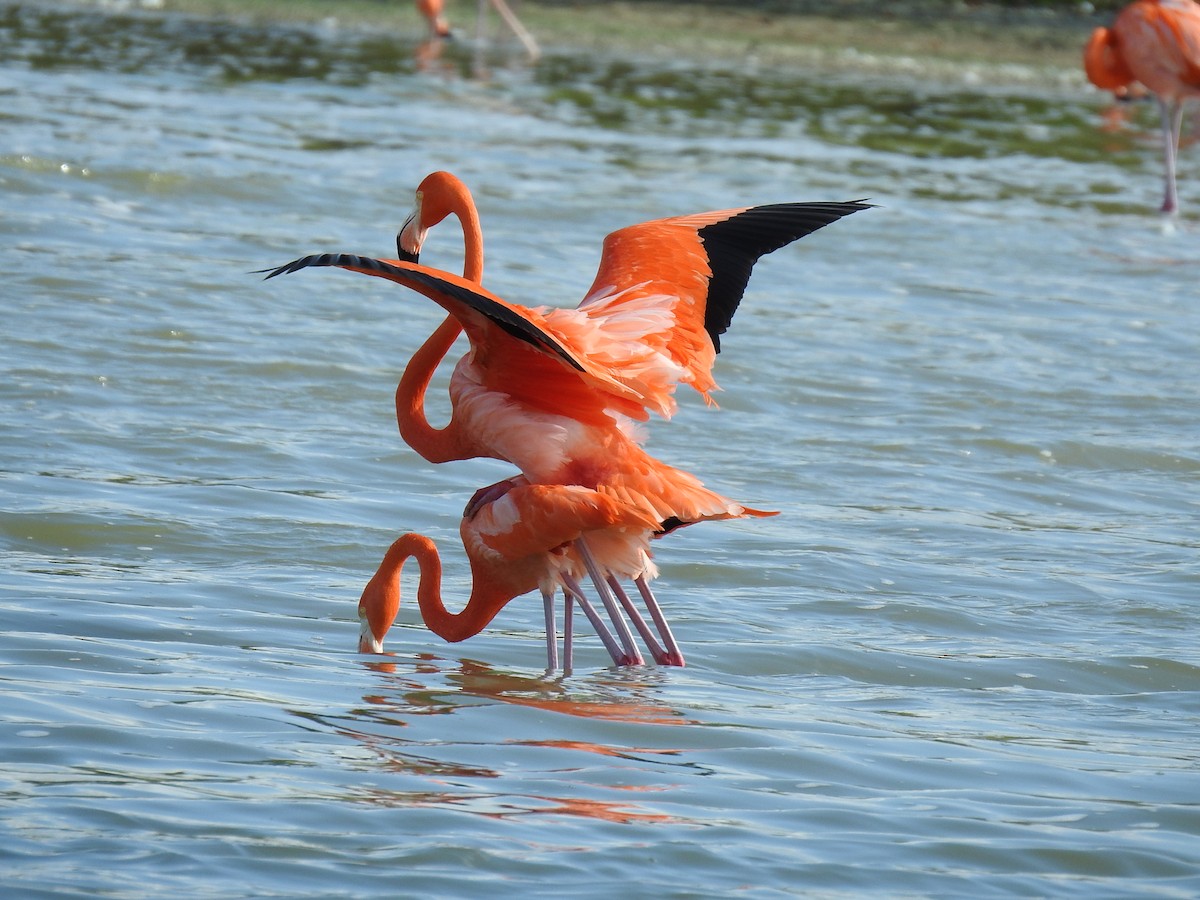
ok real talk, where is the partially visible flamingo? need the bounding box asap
[391,171,477,464]
[415,0,452,39]
[267,191,867,666]
[357,475,664,668]
[412,0,540,60]
[1085,0,1200,214]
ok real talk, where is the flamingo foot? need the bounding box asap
[634,574,685,667]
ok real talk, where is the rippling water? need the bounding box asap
[3,3,1199,896]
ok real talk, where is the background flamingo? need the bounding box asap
[415,0,451,39]
[1085,0,1200,214]
[413,0,540,60]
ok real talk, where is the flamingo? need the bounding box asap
[386,171,793,522]
[412,0,540,60]
[1085,0,1200,214]
[357,475,665,668]
[390,172,682,665]
[265,188,869,666]
[415,0,452,39]
[391,171,477,463]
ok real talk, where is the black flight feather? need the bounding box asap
[698,200,871,352]
[260,253,587,373]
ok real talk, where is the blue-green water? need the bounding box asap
[3,3,1198,896]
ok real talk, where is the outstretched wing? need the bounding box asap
[565,201,871,416]
[261,253,649,423]
[263,253,584,370]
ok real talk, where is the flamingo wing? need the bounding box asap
[263,253,585,371]
[262,253,651,423]
[1109,0,1200,96]
[465,479,659,563]
[567,201,872,415]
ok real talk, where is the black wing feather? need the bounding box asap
[261,253,586,372]
[699,200,871,352]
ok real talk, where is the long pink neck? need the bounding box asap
[361,533,513,646]
[395,316,470,461]
[394,190,483,462]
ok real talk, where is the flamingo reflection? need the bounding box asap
[334,656,691,823]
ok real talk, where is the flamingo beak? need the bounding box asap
[358,607,385,654]
[395,193,426,262]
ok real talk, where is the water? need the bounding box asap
[3,2,1198,896]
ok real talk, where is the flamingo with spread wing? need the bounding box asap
[266,178,868,666]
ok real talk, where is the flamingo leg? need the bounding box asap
[605,575,671,665]
[563,587,574,671]
[561,573,635,666]
[542,588,558,670]
[1158,98,1181,216]
[489,0,540,60]
[575,537,644,666]
[634,574,685,667]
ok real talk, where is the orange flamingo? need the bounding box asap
[389,173,671,665]
[266,190,867,666]
[1085,0,1200,214]
[413,0,540,60]
[415,0,452,39]
[357,475,664,667]
[391,171,477,463]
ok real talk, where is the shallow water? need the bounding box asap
[3,3,1199,897]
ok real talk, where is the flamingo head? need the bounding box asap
[395,170,471,262]
[357,561,400,654]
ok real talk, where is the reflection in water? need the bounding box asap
[329,656,692,823]
[356,655,691,726]
[356,784,680,824]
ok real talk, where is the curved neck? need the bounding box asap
[394,178,484,462]
[395,315,469,462]
[362,533,513,647]
[454,193,484,284]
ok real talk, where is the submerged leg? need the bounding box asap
[1159,98,1181,216]
[575,537,644,666]
[634,575,685,667]
[606,576,670,665]
[563,587,574,671]
[561,573,636,666]
[542,589,558,671]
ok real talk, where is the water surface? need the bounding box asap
[2,3,1198,896]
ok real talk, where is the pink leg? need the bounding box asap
[563,588,574,671]
[542,589,558,671]
[634,575,685,667]
[606,576,671,665]
[575,537,644,665]
[561,573,637,666]
[1159,98,1181,216]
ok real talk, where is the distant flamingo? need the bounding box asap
[266,190,867,666]
[1085,0,1200,214]
[357,475,664,668]
[413,0,540,60]
[415,0,451,39]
